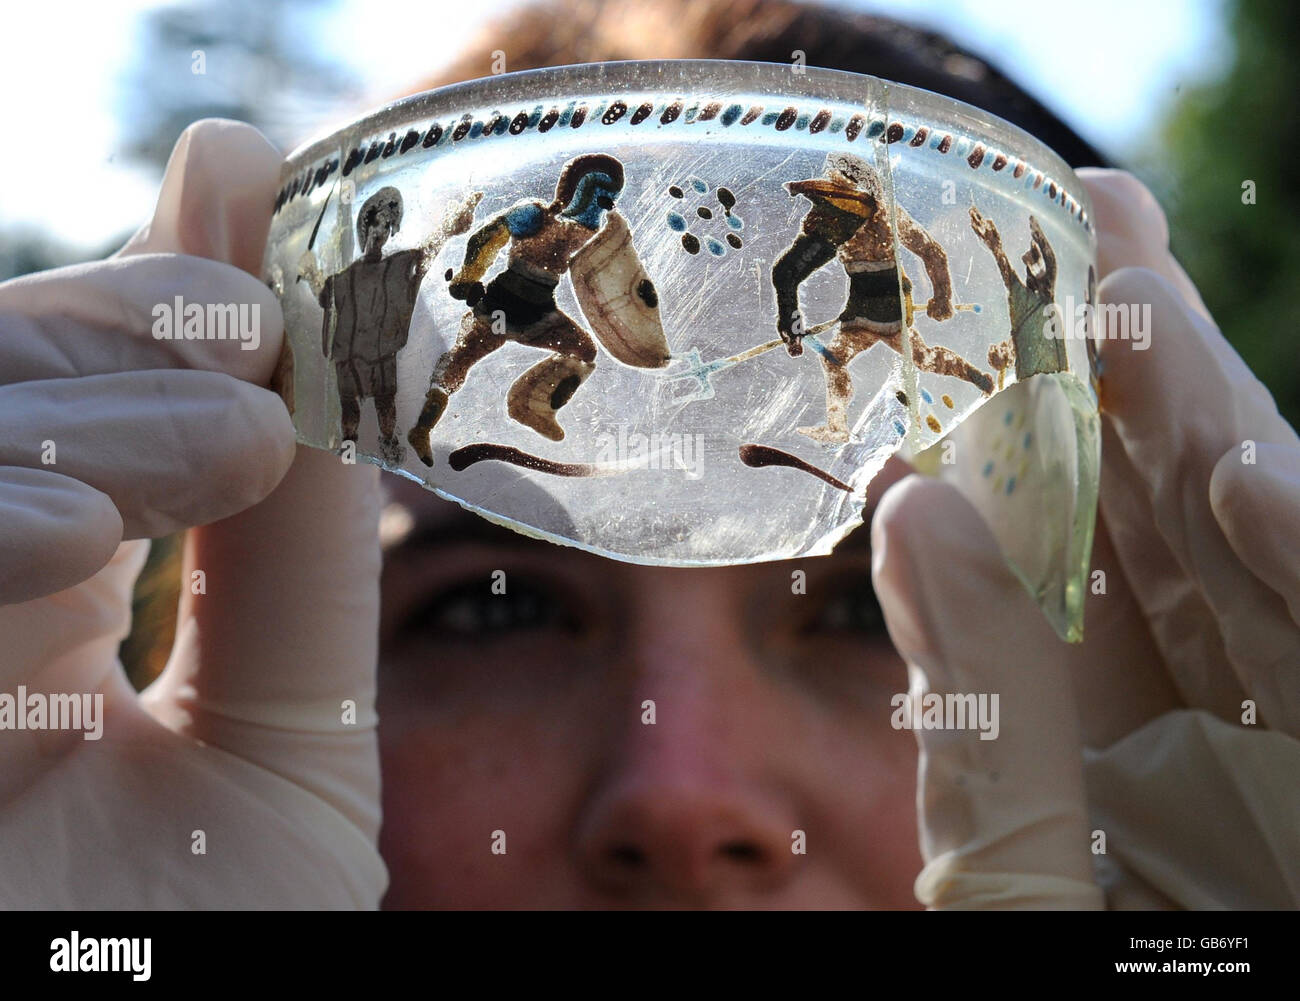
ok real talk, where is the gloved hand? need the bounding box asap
[0,119,387,907]
[871,169,1300,909]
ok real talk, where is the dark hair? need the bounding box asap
[418,0,1108,169]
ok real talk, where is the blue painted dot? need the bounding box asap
[690,177,708,193]
[982,461,995,477]
[469,121,484,138]
[795,114,810,130]
[920,388,933,404]
[893,419,907,436]
[1022,432,1032,449]
[726,214,743,230]
[866,120,885,139]
[829,117,845,132]
[666,212,686,232]
[901,126,915,143]
[705,237,725,256]
[558,103,575,126]
[684,105,699,123]
[971,304,982,313]
[721,104,743,126]
[492,116,509,135]
[1003,410,1014,426]
[1006,476,1017,495]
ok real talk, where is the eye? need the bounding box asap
[398,576,580,641]
[800,572,886,637]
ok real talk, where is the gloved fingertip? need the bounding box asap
[1076,168,1170,245]
[120,118,284,276]
[1208,442,1300,626]
[1076,167,1156,201]
[0,468,124,605]
[1096,265,1258,439]
[870,475,1010,667]
[1093,266,1175,406]
[233,385,300,509]
[1209,440,1300,514]
[1208,443,1246,525]
[172,380,299,533]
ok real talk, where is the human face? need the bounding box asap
[375,458,921,908]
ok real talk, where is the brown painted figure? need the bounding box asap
[773,153,993,444]
[969,207,1067,388]
[408,154,669,465]
[300,187,430,465]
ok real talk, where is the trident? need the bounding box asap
[664,319,839,404]
[663,298,980,405]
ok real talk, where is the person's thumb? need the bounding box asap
[871,474,1103,909]
[116,118,280,276]
[133,120,385,859]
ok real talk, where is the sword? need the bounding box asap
[295,179,337,284]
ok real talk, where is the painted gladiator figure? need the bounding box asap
[969,206,1067,388]
[297,186,476,465]
[773,152,993,444]
[408,153,669,466]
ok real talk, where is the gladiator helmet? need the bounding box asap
[357,186,404,253]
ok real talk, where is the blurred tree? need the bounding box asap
[0,0,359,282]
[0,230,106,282]
[1138,0,1299,430]
[118,0,360,169]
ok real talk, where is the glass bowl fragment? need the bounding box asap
[263,60,1101,641]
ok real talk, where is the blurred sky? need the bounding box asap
[2,0,1227,255]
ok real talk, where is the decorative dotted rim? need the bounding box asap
[273,67,1092,235]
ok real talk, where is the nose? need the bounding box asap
[575,751,799,905]
[574,573,801,905]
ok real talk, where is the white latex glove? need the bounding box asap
[871,169,1300,910]
[0,119,387,907]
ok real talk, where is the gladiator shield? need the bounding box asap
[569,210,671,369]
